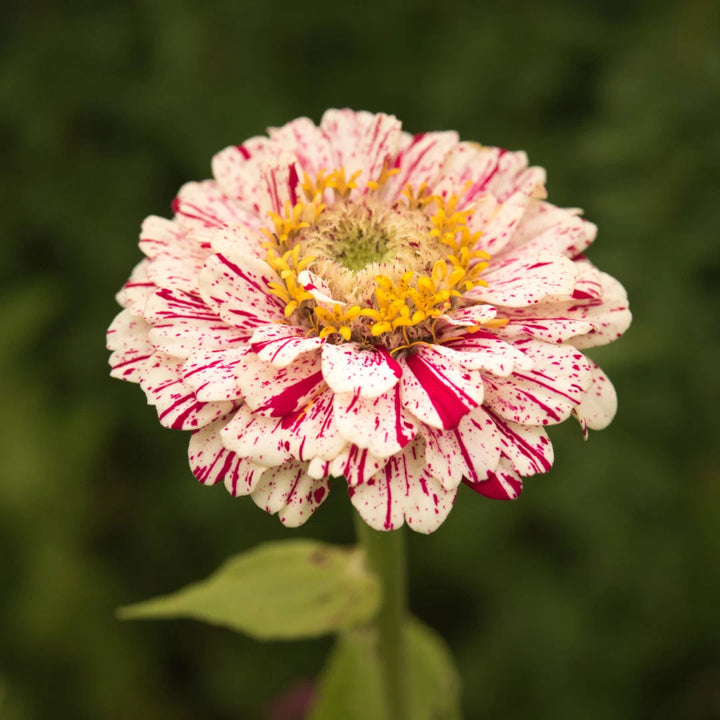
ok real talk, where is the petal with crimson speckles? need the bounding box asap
[257,152,304,215]
[188,419,265,495]
[269,117,335,178]
[222,388,344,464]
[116,259,155,316]
[465,457,523,501]
[251,462,330,527]
[328,445,389,487]
[350,440,456,533]
[333,385,417,459]
[173,180,259,232]
[440,331,534,377]
[107,310,154,384]
[424,405,502,490]
[251,324,323,368]
[146,287,249,359]
[140,352,232,430]
[182,348,248,402]
[382,131,459,202]
[491,416,554,476]
[212,137,273,208]
[199,251,286,331]
[573,361,618,436]
[502,201,596,259]
[235,350,325,417]
[470,254,578,307]
[322,343,401,399]
[399,345,483,430]
[483,340,593,426]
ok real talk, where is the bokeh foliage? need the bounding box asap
[1,0,719,718]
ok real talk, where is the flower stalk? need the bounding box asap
[354,514,410,720]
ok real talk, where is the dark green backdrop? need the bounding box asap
[1,0,718,718]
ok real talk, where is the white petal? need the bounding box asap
[146,287,249,359]
[107,310,153,384]
[268,117,335,178]
[399,345,483,429]
[483,340,593,426]
[492,416,554,476]
[251,324,323,367]
[465,457,523,501]
[328,445,389,487]
[350,441,456,534]
[188,418,265,495]
[471,254,579,307]
[182,348,248,402]
[251,462,329,527]
[236,350,325,417]
[140,352,232,430]
[116,259,155,316]
[173,180,259,232]
[441,330,534,377]
[199,251,285,331]
[573,361,618,435]
[333,385,417,458]
[322,344,402,398]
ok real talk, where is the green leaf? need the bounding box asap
[308,618,462,720]
[308,629,391,720]
[406,618,463,720]
[118,540,380,640]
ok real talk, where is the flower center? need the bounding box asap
[260,165,496,351]
[297,196,436,308]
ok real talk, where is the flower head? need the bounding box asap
[107,110,631,533]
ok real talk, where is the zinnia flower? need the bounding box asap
[107,109,631,533]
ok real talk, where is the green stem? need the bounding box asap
[354,515,410,720]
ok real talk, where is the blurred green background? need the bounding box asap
[1,0,719,718]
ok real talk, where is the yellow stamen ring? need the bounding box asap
[262,166,494,343]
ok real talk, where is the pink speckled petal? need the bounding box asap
[471,254,578,307]
[257,152,303,216]
[107,310,153,384]
[442,329,534,377]
[383,131,459,201]
[297,270,344,307]
[188,418,265,495]
[199,252,286,331]
[399,345,483,429]
[182,348,248,402]
[483,340,593,426]
[116,259,155,316]
[441,304,498,327]
[424,405,502,490]
[322,344,402,399]
[221,388,345,464]
[269,117,335,177]
[465,457,523,501]
[210,225,268,263]
[573,361,618,436]
[502,201,596,258]
[333,385,417,458]
[250,324,324,367]
[140,352,233,430]
[492,416,554,476]
[350,440,456,533]
[484,151,546,201]
[251,462,330,527]
[328,445,389,487]
[235,350,325,417]
[212,137,273,208]
[320,110,402,186]
[475,191,533,256]
[146,287,249,359]
[173,180,259,232]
